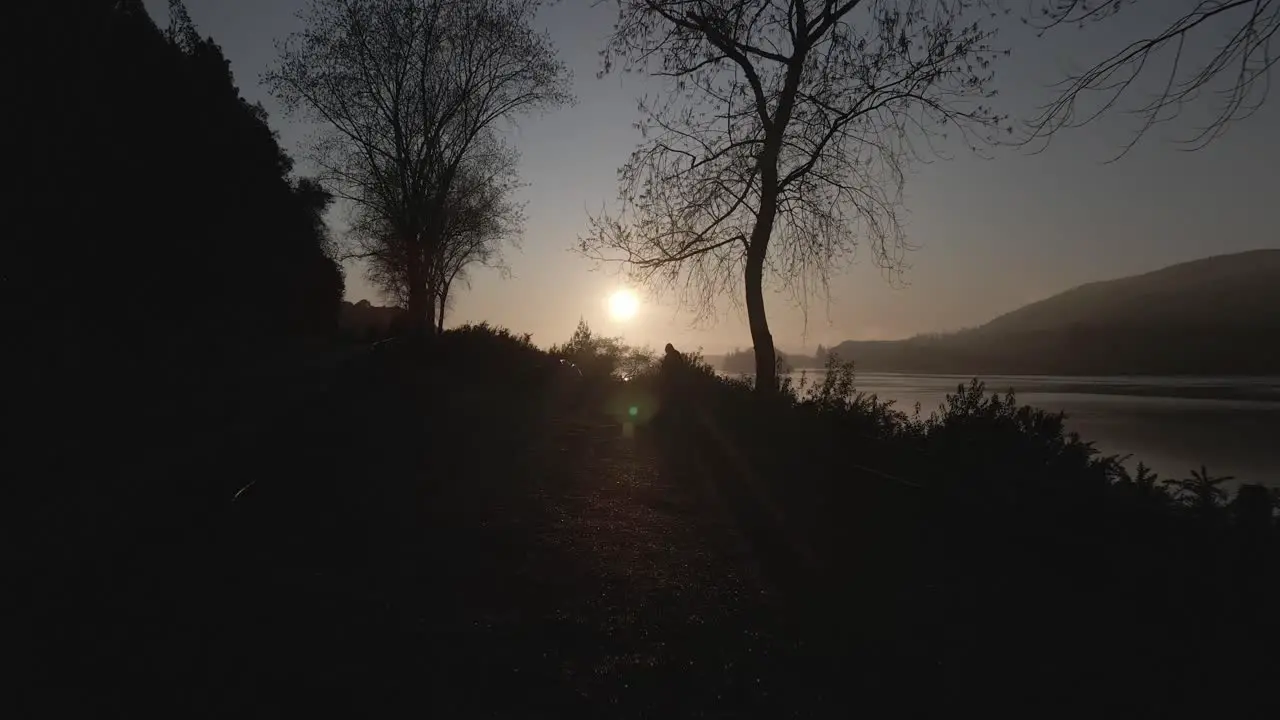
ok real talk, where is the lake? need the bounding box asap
[781,371,1280,488]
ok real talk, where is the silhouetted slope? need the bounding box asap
[975,249,1280,336]
[831,250,1280,375]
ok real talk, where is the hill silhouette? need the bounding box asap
[829,250,1280,376]
[975,249,1280,336]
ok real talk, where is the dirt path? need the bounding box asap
[27,354,828,718]
[355,372,828,717]
[520,418,801,716]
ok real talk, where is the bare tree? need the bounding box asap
[267,0,570,333]
[431,140,525,330]
[581,0,1006,393]
[357,136,524,329]
[1023,0,1278,157]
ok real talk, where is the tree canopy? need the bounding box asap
[1023,0,1279,156]
[268,0,571,333]
[13,0,343,375]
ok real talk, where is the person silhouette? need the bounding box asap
[657,343,687,431]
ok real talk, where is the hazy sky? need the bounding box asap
[144,1,1277,353]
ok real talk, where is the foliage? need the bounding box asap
[549,319,658,381]
[644,347,1271,534]
[413,321,554,403]
[1163,464,1234,511]
[1107,459,1171,512]
[268,0,571,333]
[13,1,343,367]
[793,354,910,441]
[359,135,525,328]
[14,2,352,642]
[440,321,544,370]
[921,379,1104,472]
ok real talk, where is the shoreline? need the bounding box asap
[748,370,1280,404]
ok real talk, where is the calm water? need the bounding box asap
[784,372,1280,488]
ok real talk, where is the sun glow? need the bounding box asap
[607,289,640,321]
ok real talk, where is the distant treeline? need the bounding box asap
[719,346,832,374]
[340,300,407,342]
[830,324,1280,376]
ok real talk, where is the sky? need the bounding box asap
[143,0,1278,354]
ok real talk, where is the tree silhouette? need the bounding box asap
[1131,461,1162,495]
[14,0,342,371]
[581,0,1007,393]
[1023,0,1278,156]
[358,136,524,330]
[267,0,570,334]
[551,320,629,379]
[722,346,791,375]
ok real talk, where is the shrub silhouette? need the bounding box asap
[1165,464,1235,512]
[549,319,657,382]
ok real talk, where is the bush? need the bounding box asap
[444,322,541,360]
[644,349,1272,540]
[549,319,658,382]
[793,355,914,443]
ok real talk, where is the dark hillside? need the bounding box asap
[831,250,1280,375]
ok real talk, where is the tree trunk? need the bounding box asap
[436,280,450,334]
[423,277,437,335]
[746,191,779,395]
[743,50,805,396]
[419,196,449,336]
[745,245,776,394]
[405,246,431,336]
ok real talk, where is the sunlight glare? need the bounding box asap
[607,289,640,321]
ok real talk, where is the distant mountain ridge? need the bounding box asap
[973,249,1280,336]
[821,250,1280,376]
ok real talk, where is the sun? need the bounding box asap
[607,289,640,321]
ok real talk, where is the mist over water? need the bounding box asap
[783,372,1280,488]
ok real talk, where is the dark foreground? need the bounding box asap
[19,342,1280,719]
